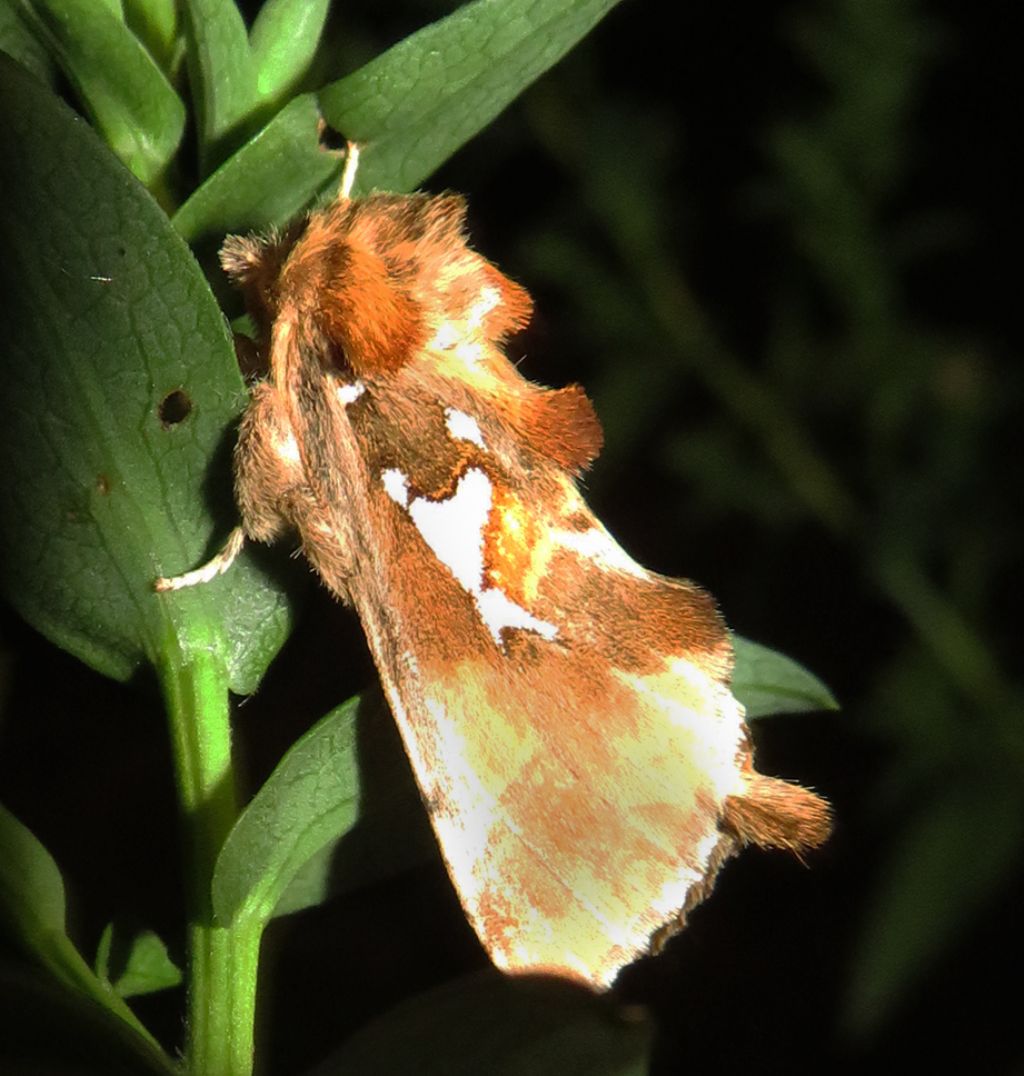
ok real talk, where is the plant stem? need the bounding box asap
[158,625,261,1076]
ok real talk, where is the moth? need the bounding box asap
[158,146,830,990]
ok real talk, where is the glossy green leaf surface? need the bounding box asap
[0,0,55,81]
[0,803,67,946]
[212,696,362,923]
[0,804,171,1068]
[250,0,329,105]
[0,55,293,691]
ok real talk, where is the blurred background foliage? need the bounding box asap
[0,0,1016,1072]
[457,0,1017,1069]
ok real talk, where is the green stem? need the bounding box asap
[158,625,262,1076]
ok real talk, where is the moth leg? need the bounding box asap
[154,527,246,592]
[154,382,306,592]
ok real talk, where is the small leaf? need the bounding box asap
[0,805,170,1065]
[213,695,363,924]
[732,635,839,718]
[311,971,651,1076]
[179,0,257,172]
[273,695,436,918]
[250,0,329,106]
[319,0,624,195]
[0,56,294,692]
[95,925,183,998]
[20,0,185,187]
[0,802,67,946]
[173,92,340,243]
[214,692,436,924]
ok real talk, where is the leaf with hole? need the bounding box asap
[0,55,294,691]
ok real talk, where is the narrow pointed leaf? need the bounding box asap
[318,0,623,195]
[732,635,839,718]
[213,693,435,924]
[180,0,257,170]
[173,92,340,243]
[213,696,363,924]
[0,0,55,82]
[0,803,67,944]
[124,0,181,73]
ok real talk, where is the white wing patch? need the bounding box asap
[444,407,486,449]
[382,465,557,645]
[556,526,648,578]
[335,380,366,406]
[381,468,410,507]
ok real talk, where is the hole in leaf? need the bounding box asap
[159,390,192,427]
[318,120,348,154]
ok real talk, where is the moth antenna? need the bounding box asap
[154,526,246,592]
[338,141,361,201]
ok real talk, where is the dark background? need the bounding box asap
[1,1,1018,1072]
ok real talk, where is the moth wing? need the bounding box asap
[332,454,798,988]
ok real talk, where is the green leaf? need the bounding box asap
[313,971,651,1076]
[173,92,341,243]
[212,695,362,924]
[213,693,435,924]
[250,0,329,106]
[20,0,185,188]
[95,925,183,998]
[180,0,257,172]
[124,0,181,74]
[272,694,436,918]
[318,0,623,195]
[0,0,56,82]
[0,967,177,1075]
[0,804,172,1068]
[177,0,620,240]
[0,802,67,946]
[0,55,294,692]
[732,635,839,718]
[844,775,1024,1036]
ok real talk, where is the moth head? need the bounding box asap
[264,194,536,381]
[221,224,303,328]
